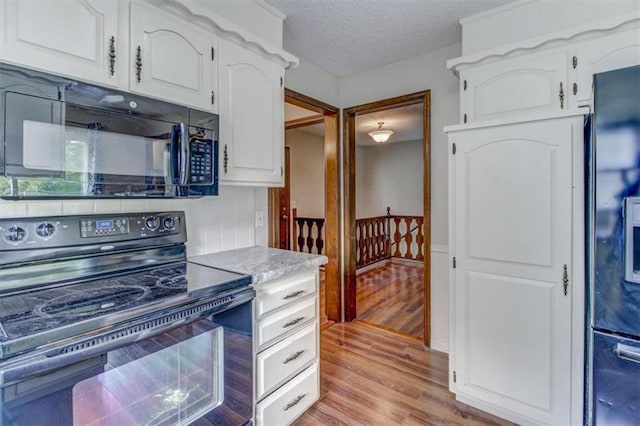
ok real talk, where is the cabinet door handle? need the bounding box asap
[223,144,228,174]
[283,316,305,328]
[283,393,307,411]
[282,350,305,364]
[282,290,304,300]
[211,91,215,105]
[562,264,569,296]
[559,82,565,109]
[108,36,116,76]
[135,45,142,83]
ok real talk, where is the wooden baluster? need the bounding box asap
[307,219,313,253]
[403,217,413,259]
[292,208,298,252]
[385,208,391,258]
[393,217,402,258]
[358,221,365,268]
[316,219,325,255]
[415,217,424,261]
[297,219,305,253]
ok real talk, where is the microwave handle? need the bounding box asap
[170,123,189,186]
[177,123,189,186]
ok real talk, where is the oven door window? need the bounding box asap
[0,312,253,426]
[73,327,223,426]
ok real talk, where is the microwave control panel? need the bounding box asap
[189,140,213,185]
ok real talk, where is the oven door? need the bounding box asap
[0,300,253,426]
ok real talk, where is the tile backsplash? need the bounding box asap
[0,186,268,256]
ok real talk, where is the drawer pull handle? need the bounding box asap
[283,316,305,328]
[616,343,640,364]
[283,350,305,364]
[283,393,307,411]
[283,290,305,300]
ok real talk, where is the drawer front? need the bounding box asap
[256,323,317,400]
[255,363,319,426]
[256,271,316,317]
[257,296,317,349]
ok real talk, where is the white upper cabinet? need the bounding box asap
[460,51,569,124]
[129,2,217,112]
[572,27,640,104]
[449,117,581,425]
[218,39,284,186]
[0,0,123,87]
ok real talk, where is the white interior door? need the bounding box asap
[451,117,578,425]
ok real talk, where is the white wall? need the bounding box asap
[284,58,341,107]
[0,186,267,256]
[461,0,640,56]
[286,128,325,218]
[355,140,423,219]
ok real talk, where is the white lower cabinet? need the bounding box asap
[254,270,319,425]
[255,362,319,426]
[447,116,583,425]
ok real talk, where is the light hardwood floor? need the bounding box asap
[293,322,514,426]
[357,261,423,339]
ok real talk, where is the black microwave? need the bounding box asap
[0,63,218,199]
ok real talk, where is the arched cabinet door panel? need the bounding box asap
[460,51,568,124]
[218,39,284,186]
[448,117,582,425]
[129,2,216,111]
[0,0,122,87]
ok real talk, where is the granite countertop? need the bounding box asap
[188,246,328,284]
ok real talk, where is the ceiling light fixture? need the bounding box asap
[368,121,394,143]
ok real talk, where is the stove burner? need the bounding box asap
[156,272,187,289]
[36,285,149,318]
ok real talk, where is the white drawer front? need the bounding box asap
[257,296,317,349]
[255,363,319,426]
[256,323,317,400]
[256,272,316,317]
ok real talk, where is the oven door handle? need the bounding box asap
[0,288,254,385]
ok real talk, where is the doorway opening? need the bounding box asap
[343,91,431,345]
[268,89,340,327]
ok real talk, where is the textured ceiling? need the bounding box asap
[265,0,516,77]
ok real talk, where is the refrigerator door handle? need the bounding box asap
[615,343,640,364]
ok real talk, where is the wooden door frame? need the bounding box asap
[269,89,341,322]
[343,91,431,345]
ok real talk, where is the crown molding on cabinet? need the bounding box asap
[448,11,640,74]
[149,0,299,69]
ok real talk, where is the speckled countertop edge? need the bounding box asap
[188,246,328,284]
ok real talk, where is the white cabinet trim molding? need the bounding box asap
[150,0,299,69]
[448,11,640,72]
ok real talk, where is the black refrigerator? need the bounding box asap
[587,64,640,425]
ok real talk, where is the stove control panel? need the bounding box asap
[81,217,129,238]
[0,211,185,250]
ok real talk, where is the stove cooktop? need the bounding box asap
[0,262,251,358]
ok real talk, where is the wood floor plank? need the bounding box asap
[356,262,424,339]
[293,323,514,426]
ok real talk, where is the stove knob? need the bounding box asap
[145,217,159,231]
[4,226,26,243]
[36,222,55,238]
[163,216,175,230]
